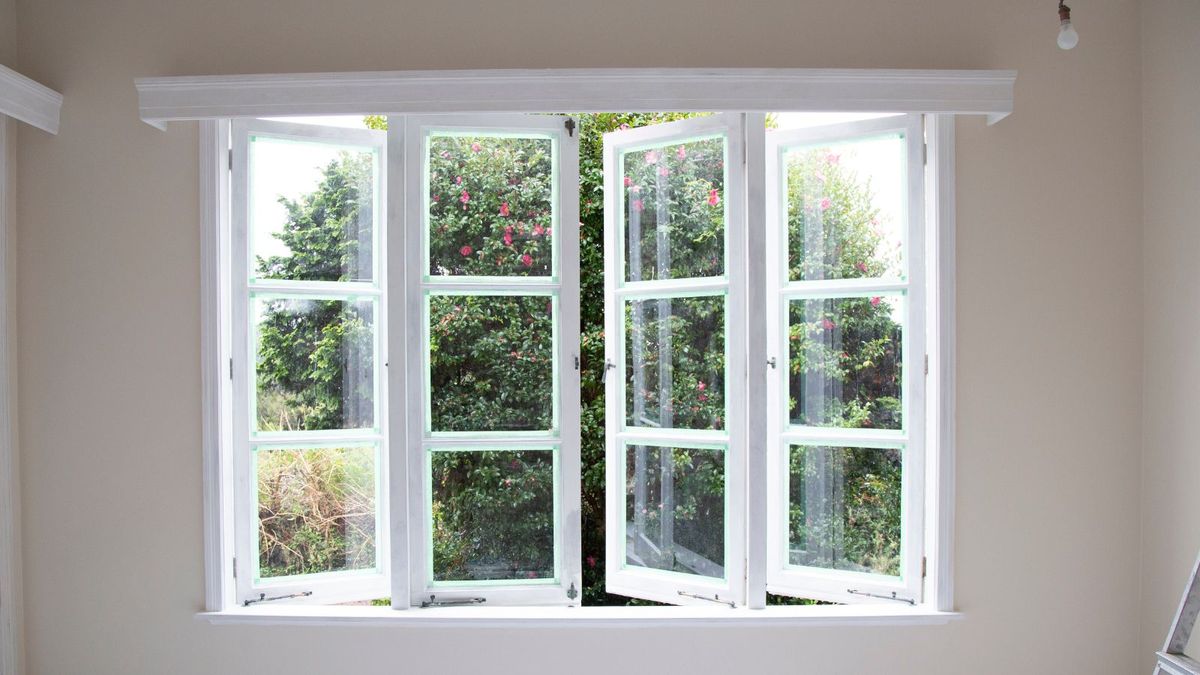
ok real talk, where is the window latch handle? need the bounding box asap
[602,359,616,383]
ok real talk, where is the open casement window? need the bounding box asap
[230,119,390,605]
[764,114,926,605]
[398,114,583,607]
[603,114,747,607]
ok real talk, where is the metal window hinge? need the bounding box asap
[922,142,928,166]
[566,582,578,601]
[564,118,576,137]
[846,589,916,606]
[677,590,736,608]
[232,557,237,579]
[243,591,312,607]
[421,595,487,608]
[924,354,929,376]
[574,355,580,371]
[767,357,777,369]
[922,556,928,579]
[229,357,234,380]
[228,148,233,170]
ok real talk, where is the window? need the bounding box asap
[217,108,949,613]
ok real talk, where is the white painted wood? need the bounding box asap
[925,114,957,612]
[763,114,927,606]
[385,115,410,610]
[0,63,61,134]
[403,114,582,608]
[0,116,22,675]
[198,603,961,628]
[744,113,768,610]
[135,68,1015,127]
[603,113,748,608]
[199,119,235,612]
[228,118,390,606]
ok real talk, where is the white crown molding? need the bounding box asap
[0,64,62,135]
[135,68,1015,128]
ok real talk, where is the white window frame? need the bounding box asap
[172,66,1005,625]
[396,113,582,608]
[602,114,748,607]
[229,118,391,605]
[762,114,926,606]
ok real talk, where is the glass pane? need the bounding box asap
[428,294,555,432]
[788,295,902,430]
[256,445,379,579]
[624,444,725,579]
[427,134,554,278]
[249,135,378,283]
[783,132,906,281]
[622,135,726,282]
[431,449,555,582]
[788,445,902,577]
[625,295,724,430]
[254,297,375,432]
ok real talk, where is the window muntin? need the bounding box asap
[403,114,582,607]
[603,114,747,607]
[765,114,926,605]
[231,118,390,605]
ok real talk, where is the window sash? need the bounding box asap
[229,118,391,605]
[397,114,583,608]
[763,114,927,605]
[603,113,748,607]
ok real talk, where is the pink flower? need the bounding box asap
[822,318,836,331]
[503,478,513,487]
[586,555,597,568]
[521,254,533,267]
[644,150,659,164]
[504,225,513,234]
[630,185,641,194]
[870,296,882,307]
[504,232,513,246]
[460,245,472,256]
[676,145,687,160]
[855,261,868,273]
[707,189,720,206]
[460,190,470,204]
[820,198,832,210]
[632,199,644,212]
[815,170,825,183]
[533,224,545,236]
[527,571,538,579]
[471,142,482,153]
[658,166,669,177]
[699,394,708,402]
[432,195,439,202]
[500,202,510,217]
[825,153,840,164]
[455,175,462,185]
[619,123,630,131]
[697,381,706,391]
[624,176,632,187]
[440,151,450,159]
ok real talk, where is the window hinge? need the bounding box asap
[574,355,580,371]
[846,589,916,606]
[564,118,576,138]
[924,354,929,376]
[922,142,928,166]
[921,556,927,579]
[228,148,233,170]
[244,591,312,607]
[566,582,578,601]
[232,557,237,579]
[229,357,234,380]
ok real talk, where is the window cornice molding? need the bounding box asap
[135,68,1015,128]
[0,64,62,134]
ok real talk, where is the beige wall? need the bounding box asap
[1140,0,1200,669]
[12,0,1145,673]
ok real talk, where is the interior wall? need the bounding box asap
[13,0,1144,673]
[0,0,22,672]
[1139,0,1200,669]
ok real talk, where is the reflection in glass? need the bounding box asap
[624,444,725,579]
[254,297,375,432]
[427,134,554,278]
[431,449,555,582]
[784,133,905,282]
[789,295,902,430]
[250,135,378,283]
[788,445,902,577]
[256,445,378,578]
[625,295,724,431]
[622,135,726,282]
[428,294,555,432]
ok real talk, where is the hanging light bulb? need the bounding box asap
[1057,0,1079,50]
